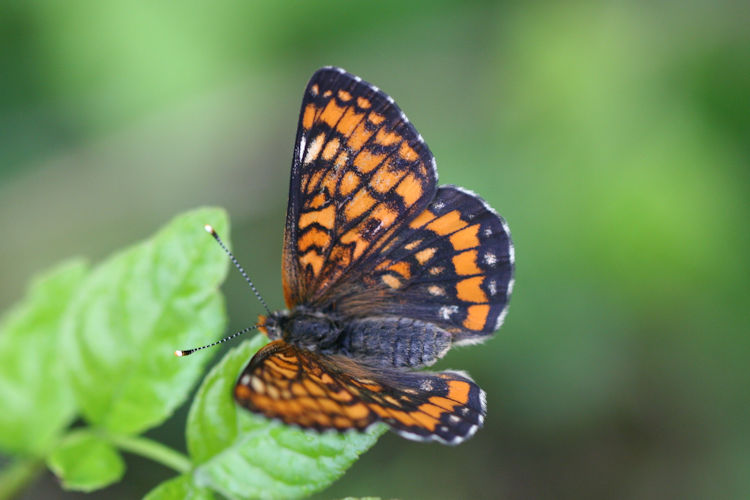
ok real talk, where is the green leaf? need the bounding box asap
[46,430,125,492]
[144,474,215,500]
[0,259,88,456]
[186,336,386,500]
[61,207,229,434]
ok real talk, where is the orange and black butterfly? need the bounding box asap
[228,67,513,444]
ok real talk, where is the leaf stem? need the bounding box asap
[0,457,44,500]
[106,434,192,474]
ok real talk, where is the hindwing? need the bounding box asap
[334,186,514,342]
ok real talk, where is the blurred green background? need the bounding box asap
[1,1,748,498]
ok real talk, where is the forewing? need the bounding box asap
[335,186,514,343]
[282,67,437,307]
[235,340,486,444]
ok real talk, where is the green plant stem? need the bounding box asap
[106,434,191,474]
[0,458,44,500]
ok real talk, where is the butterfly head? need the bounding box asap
[258,310,289,340]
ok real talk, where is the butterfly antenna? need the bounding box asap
[204,224,271,314]
[175,325,259,357]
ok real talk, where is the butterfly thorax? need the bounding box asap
[260,307,342,351]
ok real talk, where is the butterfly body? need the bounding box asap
[261,309,453,369]
[234,67,515,444]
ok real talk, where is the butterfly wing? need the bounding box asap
[333,185,514,344]
[235,340,486,444]
[282,67,438,308]
[282,68,514,342]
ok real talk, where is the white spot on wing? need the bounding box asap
[495,307,509,330]
[250,377,265,393]
[304,134,324,165]
[395,429,426,441]
[420,379,434,391]
[488,280,497,296]
[443,369,472,380]
[297,135,306,163]
[439,305,459,320]
[453,336,489,347]
[500,218,515,266]
[484,252,497,266]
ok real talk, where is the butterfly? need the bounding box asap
[234,67,514,445]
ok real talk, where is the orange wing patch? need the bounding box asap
[395,173,423,205]
[339,171,360,196]
[456,276,487,303]
[302,104,316,129]
[452,250,481,275]
[299,205,335,230]
[463,304,490,330]
[354,150,386,173]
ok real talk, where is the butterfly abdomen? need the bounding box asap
[336,317,451,368]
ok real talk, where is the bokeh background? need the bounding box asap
[1,1,749,499]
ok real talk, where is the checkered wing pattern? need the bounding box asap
[235,340,486,444]
[335,186,514,343]
[282,67,438,308]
